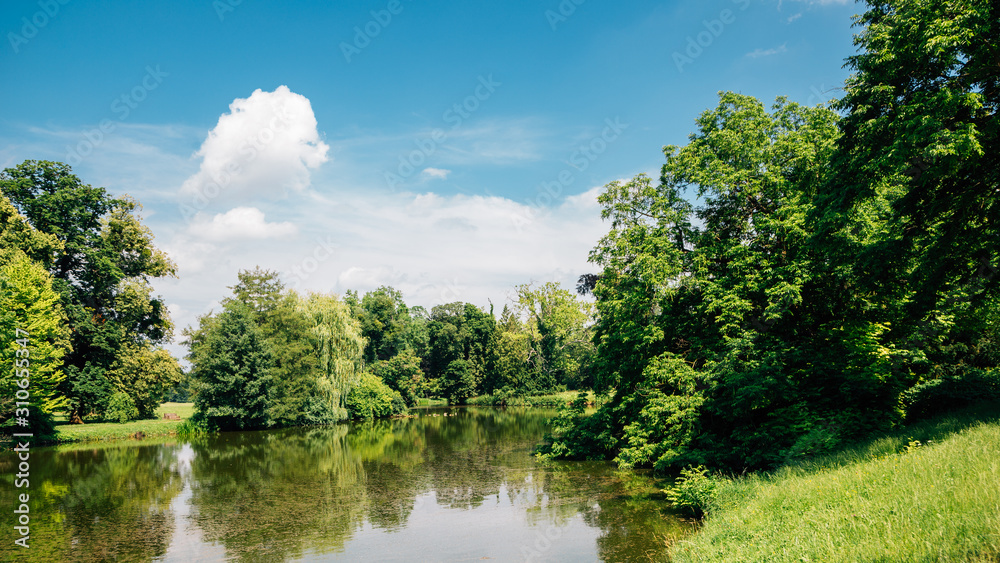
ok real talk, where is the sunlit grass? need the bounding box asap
[669,401,1000,562]
[467,390,602,407]
[50,402,195,444]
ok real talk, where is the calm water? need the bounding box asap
[2,408,692,562]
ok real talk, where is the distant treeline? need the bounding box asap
[182,270,596,429]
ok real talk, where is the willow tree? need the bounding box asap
[297,291,366,421]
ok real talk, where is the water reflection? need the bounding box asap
[2,408,691,562]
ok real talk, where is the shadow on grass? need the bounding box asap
[787,398,1000,474]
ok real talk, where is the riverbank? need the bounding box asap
[466,390,601,407]
[42,402,196,445]
[668,400,1000,562]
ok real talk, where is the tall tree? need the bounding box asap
[818,0,999,322]
[0,161,176,419]
[187,302,275,431]
[514,282,595,391]
[0,250,71,434]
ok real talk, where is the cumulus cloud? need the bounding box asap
[189,207,298,241]
[179,86,329,204]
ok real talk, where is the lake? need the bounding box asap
[2,407,692,562]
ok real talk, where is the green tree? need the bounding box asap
[813,0,1000,419]
[0,250,71,434]
[297,291,366,421]
[441,359,477,405]
[0,161,176,419]
[514,282,595,391]
[345,372,407,419]
[370,350,424,406]
[187,302,275,430]
[543,93,854,470]
[819,0,999,322]
[105,343,183,419]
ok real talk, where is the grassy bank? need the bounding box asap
[466,390,601,408]
[47,402,196,444]
[668,401,1000,562]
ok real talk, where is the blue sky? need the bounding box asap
[1,0,859,352]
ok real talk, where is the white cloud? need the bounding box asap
[179,86,329,205]
[787,13,803,23]
[188,207,298,242]
[154,185,608,341]
[747,44,788,58]
[422,167,451,179]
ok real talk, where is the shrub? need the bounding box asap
[346,372,407,419]
[105,392,139,423]
[663,465,720,518]
[903,368,1000,420]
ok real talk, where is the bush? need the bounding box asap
[346,372,407,419]
[105,392,139,423]
[663,465,720,518]
[903,368,1000,420]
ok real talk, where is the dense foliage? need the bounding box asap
[343,284,596,405]
[185,269,368,429]
[0,162,180,429]
[540,0,999,472]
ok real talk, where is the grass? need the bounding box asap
[668,400,1000,562]
[466,390,602,407]
[47,402,196,444]
[414,397,448,407]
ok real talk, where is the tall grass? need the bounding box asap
[669,401,1000,562]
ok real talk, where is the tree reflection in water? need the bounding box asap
[2,408,692,562]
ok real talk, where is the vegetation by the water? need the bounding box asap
[668,401,1000,562]
[539,0,1000,474]
[47,402,195,444]
[467,390,602,408]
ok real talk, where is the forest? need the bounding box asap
[2,0,997,476]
